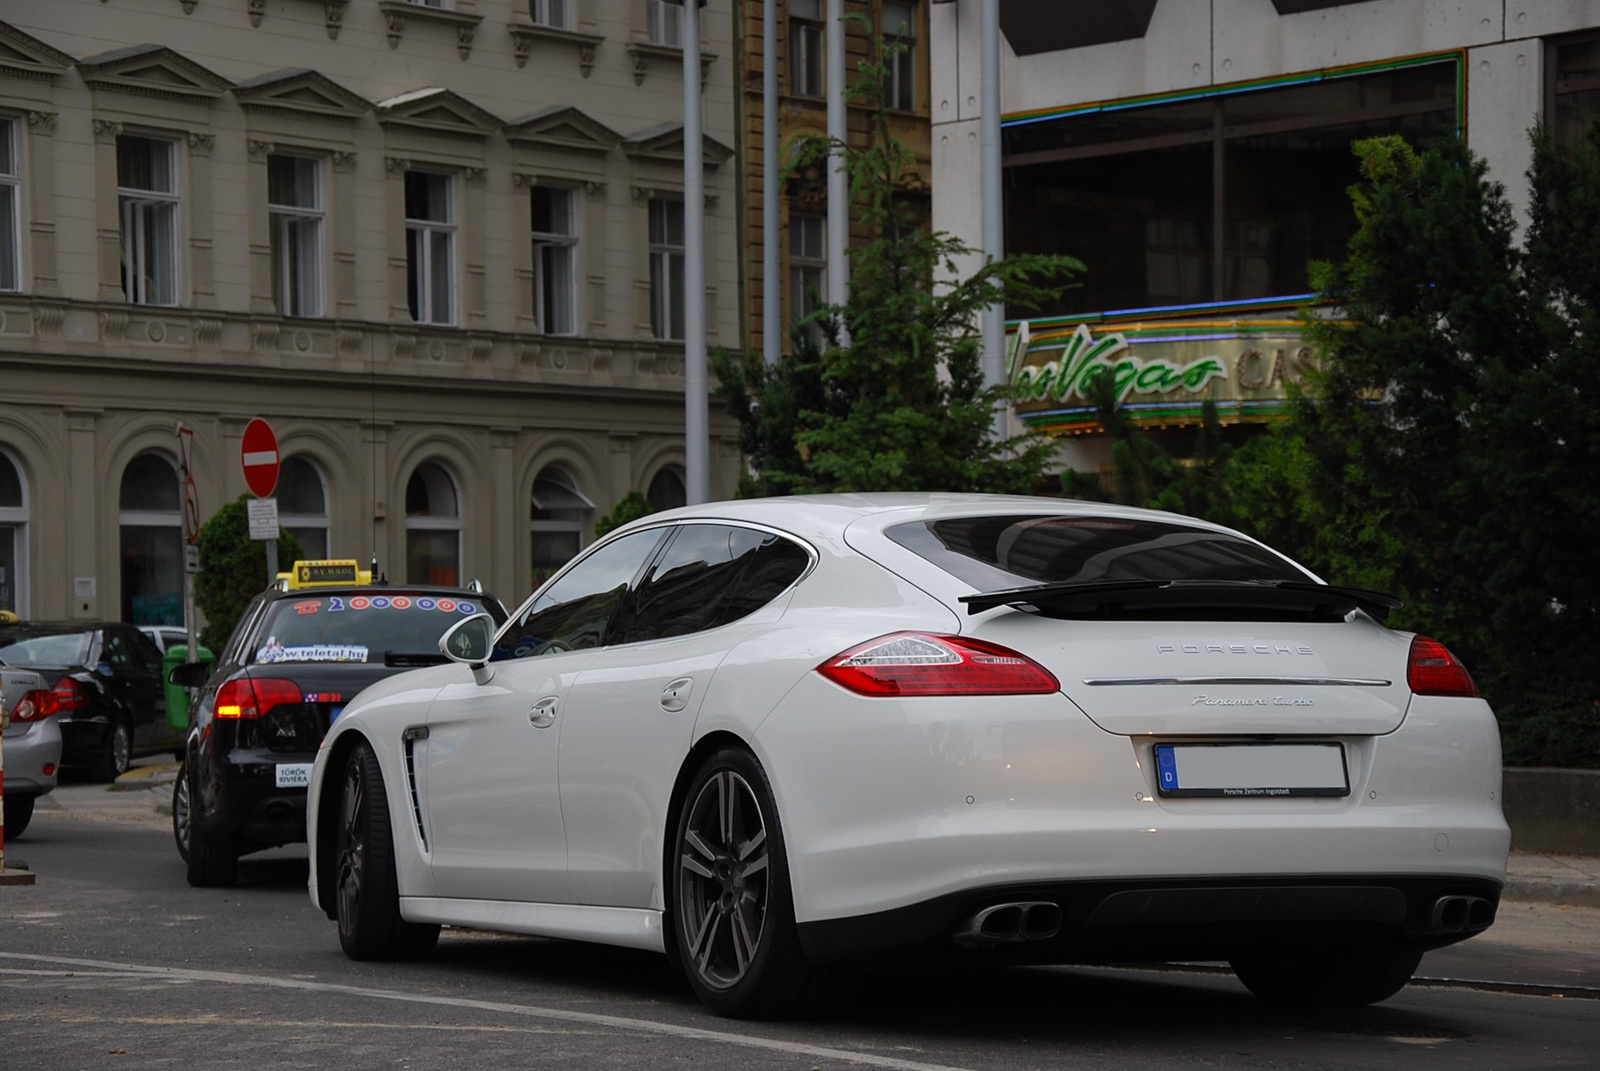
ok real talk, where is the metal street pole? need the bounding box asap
[763,0,780,366]
[981,0,1006,438]
[683,0,710,503]
[826,0,848,321]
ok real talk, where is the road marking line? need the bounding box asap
[0,952,974,1071]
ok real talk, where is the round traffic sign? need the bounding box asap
[241,417,280,498]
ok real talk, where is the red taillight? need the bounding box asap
[10,688,59,723]
[215,677,302,719]
[1407,635,1479,698]
[817,632,1061,697]
[52,677,89,712]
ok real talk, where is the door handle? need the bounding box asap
[529,696,558,729]
[660,677,693,713]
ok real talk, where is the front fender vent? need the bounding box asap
[401,726,429,852]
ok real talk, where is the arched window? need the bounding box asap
[0,447,28,616]
[646,465,687,513]
[405,460,461,586]
[530,465,593,581]
[278,455,330,559]
[119,451,182,625]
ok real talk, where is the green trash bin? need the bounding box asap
[163,643,214,731]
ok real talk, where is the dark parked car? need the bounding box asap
[170,560,506,888]
[0,620,181,782]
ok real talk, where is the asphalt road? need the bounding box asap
[2,777,1596,1071]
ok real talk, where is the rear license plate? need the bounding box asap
[274,763,313,789]
[1154,743,1348,798]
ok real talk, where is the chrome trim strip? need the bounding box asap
[1082,676,1392,687]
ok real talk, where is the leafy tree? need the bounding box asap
[594,490,656,538]
[715,26,1081,496]
[194,494,304,652]
[1224,132,1599,767]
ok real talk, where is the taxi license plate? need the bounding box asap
[1154,743,1348,798]
[275,763,314,789]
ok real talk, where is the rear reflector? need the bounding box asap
[1407,636,1479,698]
[818,632,1060,697]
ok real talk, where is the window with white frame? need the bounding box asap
[647,0,683,47]
[277,455,330,559]
[532,185,577,335]
[0,117,19,293]
[409,0,449,8]
[649,196,685,341]
[530,465,594,580]
[405,170,455,325]
[790,211,826,334]
[0,447,27,616]
[117,134,180,306]
[790,0,823,97]
[883,1,916,111]
[405,460,462,587]
[268,153,324,318]
[530,0,569,28]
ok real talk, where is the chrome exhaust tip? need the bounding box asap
[954,901,1062,948]
[1430,895,1495,934]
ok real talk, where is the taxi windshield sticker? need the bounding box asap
[256,639,369,664]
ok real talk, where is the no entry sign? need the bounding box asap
[241,418,280,498]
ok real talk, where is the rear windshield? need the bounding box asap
[885,515,1312,590]
[0,627,93,668]
[249,593,500,666]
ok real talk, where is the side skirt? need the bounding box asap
[400,898,666,954]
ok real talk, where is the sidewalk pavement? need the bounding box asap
[24,759,1600,909]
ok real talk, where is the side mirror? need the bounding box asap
[168,661,210,688]
[440,614,495,684]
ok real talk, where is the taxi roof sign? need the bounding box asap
[280,560,373,589]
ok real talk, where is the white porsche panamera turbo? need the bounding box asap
[304,494,1509,1018]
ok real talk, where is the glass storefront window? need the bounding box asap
[1549,33,1600,152]
[1004,59,1459,318]
[0,448,23,615]
[405,460,461,587]
[278,455,329,559]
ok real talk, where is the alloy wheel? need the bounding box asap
[677,769,771,990]
[336,758,367,937]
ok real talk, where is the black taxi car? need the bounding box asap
[170,560,506,887]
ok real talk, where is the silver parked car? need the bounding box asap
[2,664,61,839]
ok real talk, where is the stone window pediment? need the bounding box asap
[506,106,620,156]
[233,69,370,121]
[0,20,74,82]
[623,123,732,170]
[76,44,230,103]
[376,87,500,138]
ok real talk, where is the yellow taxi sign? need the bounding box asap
[280,560,372,589]
[0,609,18,624]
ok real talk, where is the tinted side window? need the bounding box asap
[498,528,667,658]
[618,524,809,644]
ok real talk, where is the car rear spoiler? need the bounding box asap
[958,579,1403,622]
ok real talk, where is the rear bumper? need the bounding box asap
[757,681,1510,926]
[797,873,1503,966]
[55,714,110,764]
[2,719,62,797]
[192,743,316,851]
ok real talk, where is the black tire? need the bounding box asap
[5,794,35,839]
[186,824,240,888]
[335,742,439,961]
[172,765,192,863]
[91,718,133,783]
[672,747,836,1018]
[1231,943,1423,1007]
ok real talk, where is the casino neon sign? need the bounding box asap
[1012,323,1229,405]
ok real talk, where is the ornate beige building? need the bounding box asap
[0,0,742,624]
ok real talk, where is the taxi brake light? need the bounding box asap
[215,677,303,719]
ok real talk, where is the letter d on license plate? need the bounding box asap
[275,763,313,788]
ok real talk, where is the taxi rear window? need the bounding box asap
[250,593,496,665]
[885,515,1311,591]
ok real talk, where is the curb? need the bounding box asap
[0,868,37,886]
[1504,879,1600,909]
